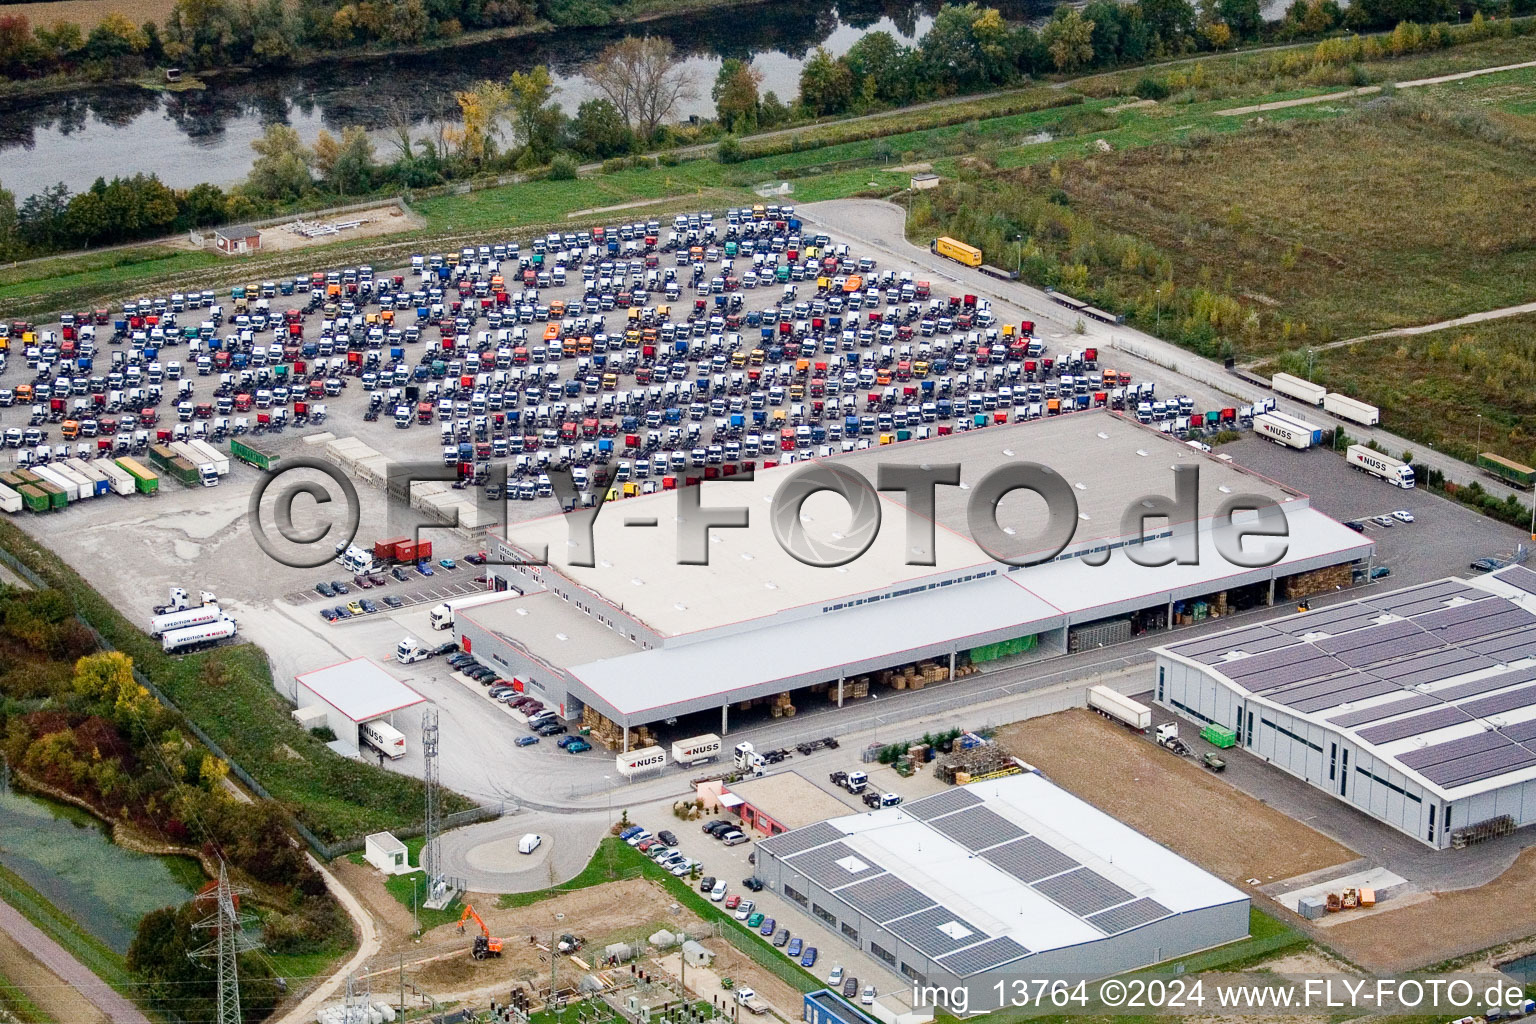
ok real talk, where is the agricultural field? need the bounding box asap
[2,0,182,30]
[1263,313,1536,469]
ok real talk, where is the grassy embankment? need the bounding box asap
[0,518,471,843]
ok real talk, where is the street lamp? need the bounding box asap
[1014,234,1023,279]
[1477,413,1483,451]
[603,775,612,823]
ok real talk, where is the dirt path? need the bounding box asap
[1240,300,1536,365]
[1216,58,1536,115]
[0,900,146,1024]
[995,710,1355,885]
[0,923,109,1024]
[270,854,380,1024]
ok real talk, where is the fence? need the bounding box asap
[0,545,501,859]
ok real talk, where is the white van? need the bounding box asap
[518,834,542,855]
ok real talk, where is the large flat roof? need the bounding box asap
[295,658,428,723]
[500,414,1302,639]
[725,771,857,830]
[563,506,1368,718]
[758,773,1246,976]
[1157,569,1536,802]
[459,590,638,668]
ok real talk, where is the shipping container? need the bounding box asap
[670,733,722,767]
[1478,452,1536,489]
[616,747,668,776]
[1087,685,1151,730]
[0,482,20,514]
[230,437,279,471]
[1253,412,1323,450]
[1322,391,1379,427]
[96,460,137,496]
[1346,444,1415,488]
[115,456,160,495]
[17,483,51,512]
[1200,724,1237,748]
[929,237,983,268]
[1270,373,1326,407]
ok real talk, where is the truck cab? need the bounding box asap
[396,636,429,664]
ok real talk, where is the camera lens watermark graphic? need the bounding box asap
[248,457,361,569]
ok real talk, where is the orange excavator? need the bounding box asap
[456,904,503,959]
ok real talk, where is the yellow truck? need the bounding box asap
[930,236,983,267]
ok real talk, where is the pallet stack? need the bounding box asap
[768,692,796,718]
[879,659,952,690]
[580,707,657,750]
[1283,563,1353,599]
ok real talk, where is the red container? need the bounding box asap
[375,536,408,561]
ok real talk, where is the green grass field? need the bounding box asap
[0,864,135,1003]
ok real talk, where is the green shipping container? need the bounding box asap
[1477,452,1536,488]
[168,457,200,486]
[13,469,40,485]
[115,457,159,495]
[230,438,278,471]
[17,484,49,513]
[0,471,24,489]
[34,481,67,509]
[1201,724,1237,749]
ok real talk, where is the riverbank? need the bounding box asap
[0,0,786,98]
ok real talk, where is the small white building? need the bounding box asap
[680,940,714,966]
[293,658,427,751]
[909,173,940,191]
[364,832,412,875]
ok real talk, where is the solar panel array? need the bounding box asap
[982,836,1082,883]
[782,841,884,889]
[1033,867,1135,916]
[1165,576,1536,790]
[885,907,984,957]
[935,936,1032,976]
[928,806,1028,850]
[1086,898,1172,933]
[757,820,844,858]
[904,788,982,820]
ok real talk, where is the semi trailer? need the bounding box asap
[1347,445,1415,488]
[162,618,238,653]
[1253,412,1323,450]
[1271,373,1326,407]
[1088,685,1152,730]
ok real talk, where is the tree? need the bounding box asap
[85,12,148,61]
[446,79,508,163]
[1138,0,1197,50]
[844,30,912,103]
[798,46,854,116]
[314,125,375,193]
[569,97,631,159]
[1217,0,1263,38]
[758,90,790,127]
[918,3,1018,92]
[1042,8,1096,70]
[713,58,762,133]
[0,179,17,260]
[584,36,696,143]
[176,182,226,227]
[17,182,71,251]
[34,20,84,63]
[246,122,312,200]
[507,65,560,161]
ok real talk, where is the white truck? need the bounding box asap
[1347,444,1415,488]
[162,617,237,653]
[1271,372,1326,407]
[340,545,379,575]
[396,636,430,664]
[186,438,230,476]
[360,719,407,759]
[429,590,512,630]
[151,603,224,636]
[734,990,768,1015]
[1087,685,1152,730]
[734,741,766,774]
[1253,411,1323,450]
[171,441,221,487]
[1323,392,1380,427]
[671,733,722,767]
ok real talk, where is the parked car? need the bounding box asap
[352,574,373,589]
[843,977,858,1001]
[536,722,567,736]
[383,595,403,608]
[417,562,435,576]
[800,947,818,968]
[392,566,411,582]
[698,876,716,893]
[724,895,741,911]
[1344,520,1365,532]
[1373,515,1394,527]
[861,986,875,1006]
[439,558,457,569]
[828,967,844,987]
[710,879,728,901]
[515,735,540,747]
[759,917,776,936]
[1371,566,1392,580]
[315,581,335,597]
[742,876,764,892]
[566,739,592,753]
[658,830,678,846]
[331,580,350,594]
[703,820,734,836]
[359,598,378,613]
[429,641,458,656]
[618,826,644,841]
[1392,509,1415,523]
[786,938,803,958]
[722,831,750,846]
[746,912,764,928]
[772,927,789,947]
[332,606,351,619]
[320,608,339,622]
[464,552,487,565]
[734,900,755,921]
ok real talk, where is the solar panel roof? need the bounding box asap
[838,873,935,922]
[1367,580,1477,610]
[904,788,982,821]
[1501,719,1536,744]
[980,836,1081,884]
[1168,626,1285,659]
[1289,678,1402,714]
[935,936,1032,977]
[1337,631,1445,667]
[1433,666,1536,701]
[1032,867,1134,916]
[1271,604,1384,634]
[1470,637,1536,663]
[1356,705,1471,745]
[1386,649,1495,688]
[1494,565,1536,595]
[884,906,988,957]
[783,841,885,889]
[1328,692,1441,728]
[758,820,844,858]
[1412,600,1506,630]
[1398,731,1509,770]
[1460,684,1536,720]
[1419,743,1536,787]
[927,805,1028,851]
[1315,619,1422,654]
[1085,898,1172,934]
[1437,608,1536,645]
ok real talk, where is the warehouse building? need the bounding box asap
[1153,567,1536,850]
[293,658,427,752]
[464,413,1372,742]
[753,774,1249,989]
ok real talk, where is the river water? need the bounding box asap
[0,0,1052,197]
[0,788,198,953]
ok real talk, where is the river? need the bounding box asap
[0,788,199,954]
[0,0,1057,198]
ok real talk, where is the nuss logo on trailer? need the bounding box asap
[616,748,667,776]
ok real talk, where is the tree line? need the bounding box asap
[0,585,351,1023]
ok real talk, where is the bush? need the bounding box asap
[548,155,579,180]
[1133,76,1170,100]
[716,136,743,164]
[600,157,628,174]
[658,151,681,166]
